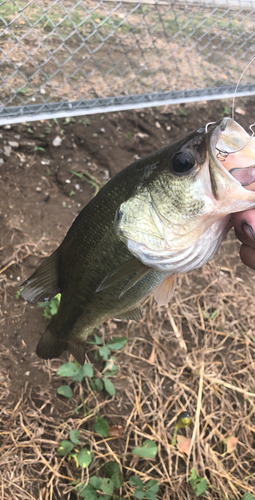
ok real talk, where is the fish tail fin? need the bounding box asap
[36,324,68,360]
[21,250,60,304]
[68,342,86,366]
[36,325,86,365]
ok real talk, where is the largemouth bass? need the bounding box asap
[21,117,255,364]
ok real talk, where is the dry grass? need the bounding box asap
[1,231,255,499]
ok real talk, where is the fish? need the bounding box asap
[21,117,255,365]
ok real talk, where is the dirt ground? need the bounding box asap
[1,98,255,499]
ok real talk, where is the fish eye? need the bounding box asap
[172,151,195,175]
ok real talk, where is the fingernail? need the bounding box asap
[242,222,255,240]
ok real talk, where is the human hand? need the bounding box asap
[232,210,255,271]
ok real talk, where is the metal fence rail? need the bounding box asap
[1,0,255,124]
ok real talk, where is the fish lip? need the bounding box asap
[210,117,255,174]
[209,117,236,164]
[208,117,255,190]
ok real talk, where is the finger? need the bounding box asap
[232,211,255,238]
[234,228,255,248]
[240,244,255,271]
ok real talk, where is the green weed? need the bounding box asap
[58,428,92,468]
[189,468,208,497]
[70,169,102,195]
[38,293,61,319]
[129,476,159,500]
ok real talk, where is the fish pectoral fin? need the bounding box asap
[153,274,176,306]
[21,250,60,303]
[119,266,151,298]
[116,306,142,322]
[96,258,148,292]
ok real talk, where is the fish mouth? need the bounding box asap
[209,118,255,193]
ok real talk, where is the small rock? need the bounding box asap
[235,107,246,116]
[40,88,46,94]
[0,158,4,165]
[166,125,171,131]
[137,132,149,138]
[25,371,30,376]
[41,159,50,165]
[75,184,80,190]
[155,121,161,129]
[100,127,106,133]
[21,140,35,147]
[52,136,62,147]
[65,179,71,184]
[8,141,19,148]
[14,134,21,140]
[3,145,12,157]
[103,170,110,180]
[36,186,42,192]
[3,124,11,129]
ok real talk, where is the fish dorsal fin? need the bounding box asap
[96,258,148,292]
[21,250,60,303]
[153,274,176,306]
[116,306,142,322]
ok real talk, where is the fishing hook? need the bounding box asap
[205,121,216,133]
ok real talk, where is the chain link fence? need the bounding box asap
[1,0,255,124]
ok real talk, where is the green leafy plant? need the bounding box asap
[56,361,94,399]
[88,335,127,396]
[76,461,123,499]
[34,146,46,152]
[78,118,91,125]
[222,99,231,116]
[189,468,208,497]
[58,429,92,468]
[16,287,23,299]
[132,440,158,460]
[129,476,159,500]
[38,293,61,319]
[94,415,109,438]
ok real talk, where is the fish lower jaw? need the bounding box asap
[126,216,232,274]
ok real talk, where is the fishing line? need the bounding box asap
[205,57,255,159]
[232,55,255,121]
